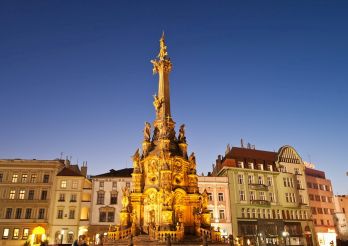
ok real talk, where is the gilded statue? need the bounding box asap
[189,152,196,165]
[121,186,130,210]
[178,124,186,142]
[153,94,163,113]
[132,149,140,170]
[158,32,168,60]
[144,122,151,141]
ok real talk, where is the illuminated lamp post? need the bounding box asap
[60,230,64,246]
[282,231,289,246]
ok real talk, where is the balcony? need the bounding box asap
[249,184,269,191]
[251,200,271,206]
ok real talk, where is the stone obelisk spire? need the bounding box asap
[151,33,175,141]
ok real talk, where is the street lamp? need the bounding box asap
[282,231,289,246]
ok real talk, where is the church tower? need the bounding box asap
[130,34,210,237]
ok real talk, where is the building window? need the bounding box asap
[285,193,289,202]
[237,161,244,168]
[259,191,265,200]
[61,180,67,188]
[315,195,320,201]
[324,208,328,214]
[108,212,115,222]
[219,210,225,220]
[258,164,264,170]
[283,178,287,187]
[112,181,117,188]
[9,190,15,199]
[99,181,104,188]
[268,209,271,219]
[207,193,213,201]
[22,229,29,240]
[249,191,255,201]
[268,165,273,171]
[110,192,118,204]
[5,208,12,219]
[28,190,34,200]
[2,228,9,239]
[267,176,273,186]
[126,182,130,188]
[237,174,244,184]
[59,193,65,202]
[321,196,327,202]
[57,209,63,219]
[294,168,300,175]
[258,176,264,185]
[70,194,77,202]
[97,191,105,205]
[38,208,45,219]
[15,208,22,219]
[328,197,333,203]
[317,208,323,214]
[21,174,28,183]
[218,193,224,201]
[69,209,75,219]
[12,228,19,239]
[309,194,314,200]
[19,190,25,199]
[248,163,254,169]
[0,173,3,182]
[99,212,106,222]
[25,208,32,219]
[252,208,256,218]
[239,191,245,201]
[257,209,261,218]
[269,192,275,202]
[209,210,214,219]
[72,181,78,189]
[299,195,304,204]
[241,208,245,218]
[277,210,281,219]
[12,174,18,183]
[43,174,49,183]
[247,208,251,218]
[41,190,47,200]
[248,175,254,184]
[30,174,37,183]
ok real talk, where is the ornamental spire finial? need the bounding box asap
[158,31,168,61]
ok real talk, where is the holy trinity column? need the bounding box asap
[129,34,211,235]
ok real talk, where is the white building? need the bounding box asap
[89,168,133,243]
[333,196,348,241]
[198,175,232,238]
[48,162,91,245]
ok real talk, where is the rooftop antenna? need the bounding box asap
[241,138,244,148]
[60,152,64,159]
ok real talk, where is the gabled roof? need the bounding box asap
[93,168,133,178]
[57,166,84,177]
[225,147,277,162]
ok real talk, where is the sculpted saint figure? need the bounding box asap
[132,149,140,170]
[189,152,196,165]
[121,186,130,210]
[144,122,151,141]
[153,94,163,114]
[178,124,186,142]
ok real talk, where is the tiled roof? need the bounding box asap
[93,168,133,178]
[225,147,277,162]
[57,166,84,177]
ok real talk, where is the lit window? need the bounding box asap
[9,190,15,199]
[30,174,37,183]
[218,193,224,201]
[19,190,25,199]
[2,228,9,239]
[21,174,28,183]
[61,180,67,188]
[12,174,18,183]
[72,181,78,189]
[23,229,29,239]
[12,228,19,239]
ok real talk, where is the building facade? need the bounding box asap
[305,166,336,246]
[0,159,64,246]
[333,195,348,241]
[214,145,314,246]
[89,168,133,243]
[198,176,232,238]
[48,162,91,245]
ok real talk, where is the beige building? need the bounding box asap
[333,195,348,241]
[48,162,91,245]
[198,176,232,238]
[214,145,314,246]
[0,159,64,246]
[89,168,132,243]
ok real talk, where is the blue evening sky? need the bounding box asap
[0,1,347,194]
